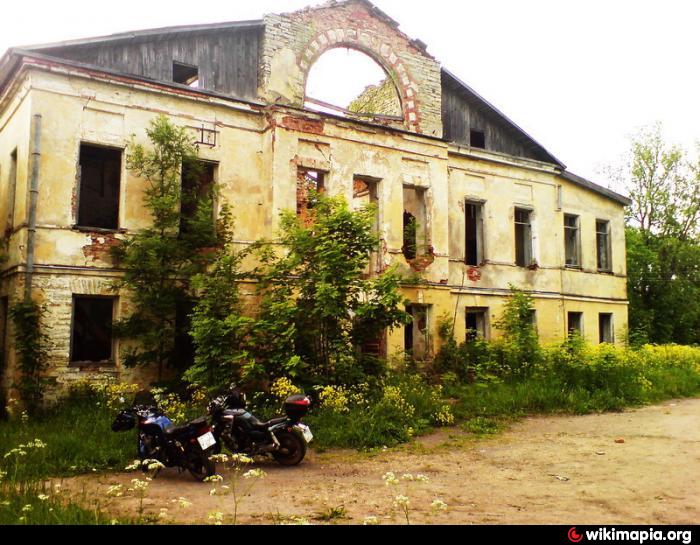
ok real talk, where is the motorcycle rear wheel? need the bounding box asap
[186,447,216,481]
[272,430,306,467]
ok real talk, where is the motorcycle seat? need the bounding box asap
[254,416,287,430]
[164,418,209,437]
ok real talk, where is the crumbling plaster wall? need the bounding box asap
[260,0,443,137]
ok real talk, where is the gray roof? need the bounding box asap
[20,20,264,52]
[561,171,632,207]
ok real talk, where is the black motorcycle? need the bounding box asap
[112,391,217,481]
[207,386,313,466]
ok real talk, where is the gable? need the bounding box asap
[25,21,264,101]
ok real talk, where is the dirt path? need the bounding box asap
[67,398,700,525]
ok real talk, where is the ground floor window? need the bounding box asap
[71,296,115,365]
[465,308,488,342]
[405,304,431,360]
[599,313,614,344]
[567,312,584,337]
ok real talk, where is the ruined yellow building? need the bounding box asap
[0,0,630,394]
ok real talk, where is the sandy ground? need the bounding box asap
[65,398,700,525]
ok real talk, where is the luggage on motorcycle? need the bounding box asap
[284,395,312,421]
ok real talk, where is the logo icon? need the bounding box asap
[568,528,584,543]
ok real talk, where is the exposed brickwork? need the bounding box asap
[260,0,443,137]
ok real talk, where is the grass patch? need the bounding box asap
[0,394,133,482]
[0,483,121,525]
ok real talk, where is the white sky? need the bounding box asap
[2,0,698,191]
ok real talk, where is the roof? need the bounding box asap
[0,1,631,208]
[20,19,264,52]
[561,171,632,207]
[442,68,565,168]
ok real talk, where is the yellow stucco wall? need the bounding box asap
[0,66,629,393]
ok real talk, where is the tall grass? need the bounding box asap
[0,393,133,482]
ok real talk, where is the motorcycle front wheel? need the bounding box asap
[185,446,216,481]
[272,430,307,467]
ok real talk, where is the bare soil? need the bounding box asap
[66,398,700,525]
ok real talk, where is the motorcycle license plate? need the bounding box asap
[296,424,313,444]
[197,431,216,450]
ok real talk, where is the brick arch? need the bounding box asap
[299,29,421,131]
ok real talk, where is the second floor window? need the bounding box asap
[515,208,533,267]
[596,220,612,272]
[180,160,217,240]
[465,201,484,266]
[77,144,122,230]
[564,214,581,268]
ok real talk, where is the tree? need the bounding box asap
[617,124,700,345]
[184,206,255,393]
[251,194,410,386]
[492,286,541,378]
[111,116,218,381]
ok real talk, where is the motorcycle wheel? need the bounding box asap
[186,447,216,482]
[272,430,307,467]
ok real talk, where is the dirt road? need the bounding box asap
[71,398,700,525]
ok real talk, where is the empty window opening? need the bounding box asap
[470,129,486,150]
[529,309,539,334]
[77,144,122,230]
[297,168,326,217]
[599,314,614,344]
[353,176,381,274]
[173,62,199,88]
[466,308,488,342]
[405,304,431,360]
[403,186,428,261]
[71,296,115,364]
[173,300,196,371]
[180,160,217,239]
[359,329,387,360]
[596,220,612,272]
[465,201,484,266]
[7,149,17,233]
[515,208,533,267]
[305,48,402,120]
[564,214,581,268]
[567,312,584,337]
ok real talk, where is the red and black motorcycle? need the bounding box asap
[207,386,313,466]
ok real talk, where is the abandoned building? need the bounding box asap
[0,0,631,394]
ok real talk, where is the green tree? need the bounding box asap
[184,206,255,393]
[617,124,700,345]
[251,193,410,386]
[492,286,541,378]
[111,116,218,381]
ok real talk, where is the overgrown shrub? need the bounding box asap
[10,300,50,413]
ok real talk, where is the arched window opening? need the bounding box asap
[305,48,403,120]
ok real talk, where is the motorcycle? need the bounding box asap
[207,386,313,466]
[112,391,217,481]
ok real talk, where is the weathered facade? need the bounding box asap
[0,0,630,396]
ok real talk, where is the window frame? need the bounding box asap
[465,200,485,267]
[514,207,534,268]
[465,307,489,342]
[599,313,614,344]
[75,143,123,232]
[596,219,613,273]
[69,295,117,367]
[564,213,582,269]
[567,312,584,337]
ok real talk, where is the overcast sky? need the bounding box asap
[2,0,698,191]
